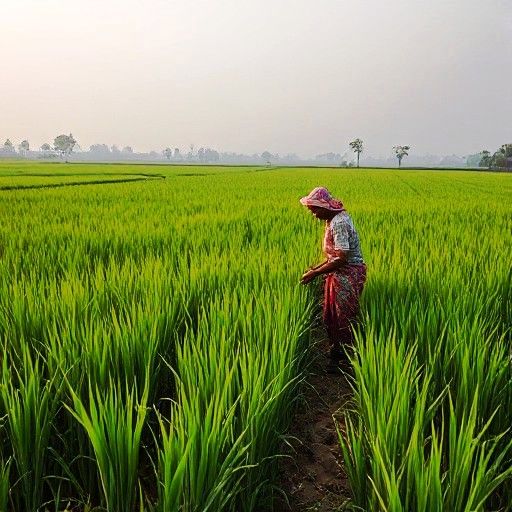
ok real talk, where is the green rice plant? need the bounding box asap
[155,373,251,512]
[340,336,512,511]
[0,348,62,512]
[66,380,149,511]
[154,279,313,511]
[0,458,11,512]
[443,393,512,511]
[337,184,512,509]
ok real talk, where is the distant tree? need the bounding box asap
[173,148,180,159]
[111,145,121,156]
[39,143,55,159]
[477,145,512,169]
[466,152,483,167]
[89,144,110,154]
[122,146,133,154]
[349,138,364,167]
[490,143,512,168]
[195,147,220,163]
[504,144,512,170]
[19,140,30,155]
[205,148,219,162]
[163,147,173,160]
[261,151,273,162]
[492,153,507,168]
[2,139,14,153]
[478,150,492,168]
[54,133,76,162]
[501,143,512,157]
[393,145,410,168]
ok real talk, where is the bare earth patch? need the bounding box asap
[274,338,353,511]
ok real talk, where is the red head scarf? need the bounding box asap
[299,187,344,212]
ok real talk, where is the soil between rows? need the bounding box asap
[274,336,353,511]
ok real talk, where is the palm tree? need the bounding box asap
[349,138,364,167]
[393,145,410,168]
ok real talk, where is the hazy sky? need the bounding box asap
[1,0,511,157]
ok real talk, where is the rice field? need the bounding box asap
[0,162,510,511]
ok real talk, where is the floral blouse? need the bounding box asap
[323,212,364,265]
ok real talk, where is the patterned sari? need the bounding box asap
[322,218,366,346]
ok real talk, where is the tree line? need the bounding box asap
[1,134,77,162]
[2,133,510,169]
[0,134,412,167]
[476,144,512,170]
[1,135,223,164]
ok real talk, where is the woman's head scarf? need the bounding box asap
[300,187,345,212]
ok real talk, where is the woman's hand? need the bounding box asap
[300,269,318,285]
[307,259,327,272]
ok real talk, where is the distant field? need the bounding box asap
[0,162,510,511]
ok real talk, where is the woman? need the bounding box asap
[300,187,366,371]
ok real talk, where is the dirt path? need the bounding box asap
[274,337,353,511]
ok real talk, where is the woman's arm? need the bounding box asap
[308,259,328,271]
[301,252,347,284]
